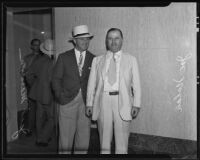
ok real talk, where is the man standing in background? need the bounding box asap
[28,39,55,147]
[86,28,141,154]
[52,25,95,154]
[22,38,43,137]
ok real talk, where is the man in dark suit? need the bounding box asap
[28,39,55,146]
[52,25,95,154]
[22,38,43,136]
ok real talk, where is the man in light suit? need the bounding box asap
[86,28,141,154]
[52,25,95,154]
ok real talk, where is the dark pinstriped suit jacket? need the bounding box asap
[52,49,95,105]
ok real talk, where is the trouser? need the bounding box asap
[36,101,54,143]
[27,98,36,131]
[58,91,91,154]
[97,92,130,154]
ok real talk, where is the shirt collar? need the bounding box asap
[107,50,122,61]
[74,48,86,55]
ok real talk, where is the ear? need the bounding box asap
[30,45,33,50]
[72,38,76,44]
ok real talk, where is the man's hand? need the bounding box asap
[85,106,93,118]
[131,106,140,119]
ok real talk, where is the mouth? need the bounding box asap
[111,45,118,49]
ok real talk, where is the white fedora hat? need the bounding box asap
[40,39,55,55]
[71,25,93,39]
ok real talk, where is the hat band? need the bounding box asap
[73,33,90,38]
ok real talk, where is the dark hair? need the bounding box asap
[106,28,123,40]
[30,38,41,45]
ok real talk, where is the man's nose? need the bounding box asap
[111,40,116,45]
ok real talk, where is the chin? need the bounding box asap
[112,50,119,53]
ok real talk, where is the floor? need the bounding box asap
[6,127,175,160]
[5,127,198,160]
[7,127,101,154]
[5,112,197,159]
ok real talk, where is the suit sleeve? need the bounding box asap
[86,57,97,107]
[52,54,63,97]
[131,57,141,108]
[23,55,35,76]
[25,60,37,87]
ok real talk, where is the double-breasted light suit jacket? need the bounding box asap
[87,52,141,121]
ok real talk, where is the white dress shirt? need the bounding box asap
[74,48,86,68]
[104,50,122,92]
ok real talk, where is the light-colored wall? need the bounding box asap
[54,3,197,140]
[6,11,18,142]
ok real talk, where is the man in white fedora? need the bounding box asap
[52,25,95,154]
[86,28,141,154]
[28,39,56,147]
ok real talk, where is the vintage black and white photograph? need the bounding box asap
[2,2,199,159]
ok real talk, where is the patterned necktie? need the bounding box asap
[108,56,116,85]
[78,52,83,76]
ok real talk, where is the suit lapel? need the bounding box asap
[71,49,80,77]
[101,54,107,81]
[119,53,125,86]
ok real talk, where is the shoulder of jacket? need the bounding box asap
[92,54,103,63]
[123,52,136,60]
[86,50,93,55]
[95,54,105,60]
[58,49,74,58]
[43,54,51,60]
[24,53,34,59]
[86,51,96,60]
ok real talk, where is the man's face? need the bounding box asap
[74,37,91,52]
[106,30,123,53]
[31,40,41,54]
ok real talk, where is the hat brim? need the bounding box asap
[69,34,94,40]
[40,43,55,55]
